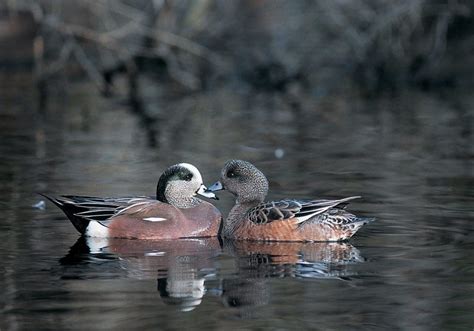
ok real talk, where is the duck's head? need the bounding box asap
[207,160,268,204]
[157,163,217,204]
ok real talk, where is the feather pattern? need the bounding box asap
[246,196,361,225]
[49,195,153,224]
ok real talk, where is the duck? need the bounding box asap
[42,163,222,239]
[206,160,373,242]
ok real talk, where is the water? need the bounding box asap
[0,79,473,330]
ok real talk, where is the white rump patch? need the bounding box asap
[143,217,167,222]
[85,221,109,238]
[178,163,203,183]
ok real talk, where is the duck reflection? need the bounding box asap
[60,238,365,316]
[60,236,221,312]
[221,241,364,318]
[226,241,364,278]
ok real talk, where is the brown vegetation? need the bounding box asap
[2,0,472,97]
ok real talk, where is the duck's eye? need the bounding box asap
[227,171,236,178]
[184,173,193,181]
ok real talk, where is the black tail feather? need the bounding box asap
[39,193,90,235]
[38,193,64,208]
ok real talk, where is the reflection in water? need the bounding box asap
[221,241,364,318]
[1,57,472,328]
[226,240,364,278]
[61,237,221,312]
[59,237,365,317]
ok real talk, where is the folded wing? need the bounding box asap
[247,196,361,225]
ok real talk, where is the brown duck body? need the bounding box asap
[227,215,360,242]
[44,196,222,240]
[224,198,371,242]
[106,200,221,239]
[207,160,374,242]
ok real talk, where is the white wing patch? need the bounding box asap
[143,217,167,222]
[144,251,166,256]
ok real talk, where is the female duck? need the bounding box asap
[206,160,373,242]
[43,163,221,239]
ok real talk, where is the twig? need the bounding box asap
[87,0,225,65]
[69,38,107,90]
[40,40,75,77]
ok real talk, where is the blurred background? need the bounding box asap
[0,1,473,330]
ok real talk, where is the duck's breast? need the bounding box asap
[180,201,222,238]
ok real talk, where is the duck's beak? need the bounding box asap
[196,184,219,200]
[205,181,224,192]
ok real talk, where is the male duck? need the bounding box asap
[43,163,222,239]
[206,160,373,242]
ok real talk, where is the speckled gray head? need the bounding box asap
[207,160,269,204]
[156,163,217,207]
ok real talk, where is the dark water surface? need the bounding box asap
[0,81,473,330]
